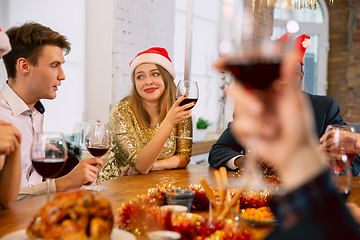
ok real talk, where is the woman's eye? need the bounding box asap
[153,72,160,77]
[136,75,143,80]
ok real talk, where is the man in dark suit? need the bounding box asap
[209,34,360,176]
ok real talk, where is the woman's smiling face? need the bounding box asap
[134,63,165,104]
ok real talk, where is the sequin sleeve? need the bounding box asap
[100,101,142,181]
[174,116,193,162]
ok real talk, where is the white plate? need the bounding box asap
[0,228,136,240]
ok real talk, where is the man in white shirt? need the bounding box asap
[1,22,103,201]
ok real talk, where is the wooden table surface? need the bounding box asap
[1,164,360,239]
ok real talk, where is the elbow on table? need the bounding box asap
[136,166,151,175]
[0,197,16,209]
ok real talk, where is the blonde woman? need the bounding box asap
[100,47,193,180]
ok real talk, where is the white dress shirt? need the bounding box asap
[0,83,57,202]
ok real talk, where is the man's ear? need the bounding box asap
[17,58,30,75]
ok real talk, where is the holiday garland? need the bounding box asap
[116,179,280,240]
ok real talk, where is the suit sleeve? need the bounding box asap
[208,122,245,170]
[322,97,345,136]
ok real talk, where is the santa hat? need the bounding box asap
[279,33,312,65]
[129,47,176,79]
[0,27,11,57]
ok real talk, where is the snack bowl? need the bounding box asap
[239,207,277,227]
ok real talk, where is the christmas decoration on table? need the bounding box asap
[116,191,252,239]
[116,167,278,239]
[117,183,253,239]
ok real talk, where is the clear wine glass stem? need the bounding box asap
[95,164,101,186]
[46,178,50,203]
[181,119,187,137]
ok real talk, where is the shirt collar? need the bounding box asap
[0,82,45,116]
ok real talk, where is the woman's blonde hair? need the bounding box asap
[127,64,176,129]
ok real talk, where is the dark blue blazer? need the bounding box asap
[208,93,360,176]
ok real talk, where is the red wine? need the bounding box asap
[32,158,66,178]
[225,59,281,90]
[180,98,198,110]
[87,146,109,157]
[325,149,356,171]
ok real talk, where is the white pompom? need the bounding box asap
[302,38,312,49]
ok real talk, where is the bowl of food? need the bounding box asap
[26,190,114,240]
[239,207,277,226]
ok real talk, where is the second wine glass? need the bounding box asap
[174,80,199,139]
[84,121,111,191]
[322,125,357,199]
[31,132,67,202]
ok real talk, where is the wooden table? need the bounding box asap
[1,165,360,239]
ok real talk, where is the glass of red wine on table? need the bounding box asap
[31,132,67,202]
[84,121,111,191]
[174,80,199,139]
[321,125,356,200]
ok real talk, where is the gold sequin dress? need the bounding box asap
[99,100,192,181]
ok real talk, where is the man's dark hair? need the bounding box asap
[2,22,71,79]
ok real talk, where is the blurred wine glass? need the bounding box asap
[335,160,352,201]
[31,132,67,202]
[174,80,199,139]
[321,125,356,200]
[84,121,111,191]
[218,0,297,191]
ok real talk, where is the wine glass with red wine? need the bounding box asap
[84,121,111,191]
[174,80,199,139]
[321,125,356,199]
[217,1,298,191]
[31,132,67,202]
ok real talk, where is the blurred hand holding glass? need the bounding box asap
[217,0,298,192]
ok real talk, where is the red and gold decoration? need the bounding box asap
[117,167,280,239]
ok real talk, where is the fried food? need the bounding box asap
[240,206,275,221]
[27,190,113,240]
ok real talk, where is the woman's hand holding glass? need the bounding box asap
[173,80,198,139]
[163,94,194,129]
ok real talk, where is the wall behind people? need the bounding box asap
[0,0,235,138]
[327,0,360,123]
[111,0,176,105]
[0,0,86,135]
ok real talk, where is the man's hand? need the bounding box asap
[55,157,103,191]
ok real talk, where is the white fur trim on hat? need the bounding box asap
[129,53,176,79]
[302,38,312,49]
[0,31,11,57]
